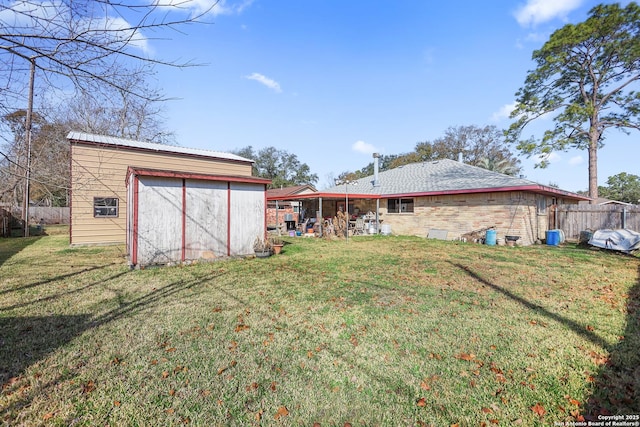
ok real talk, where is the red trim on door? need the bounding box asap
[182,179,186,262]
[132,176,139,266]
[227,182,231,257]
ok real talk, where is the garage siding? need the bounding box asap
[129,175,266,266]
[185,180,229,260]
[136,177,183,266]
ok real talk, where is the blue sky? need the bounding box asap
[152,0,637,191]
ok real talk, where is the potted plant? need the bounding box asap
[269,235,284,255]
[253,235,272,258]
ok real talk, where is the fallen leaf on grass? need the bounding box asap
[565,396,581,406]
[114,401,121,407]
[217,360,237,375]
[531,403,546,417]
[274,406,289,420]
[43,413,54,420]
[416,397,427,407]
[165,347,176,353]
[456,353,476,361]
[481,407,493,414]
[82,380,96,394]
[235,324,250,333]
[165,408,175,414]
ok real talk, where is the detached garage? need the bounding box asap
[127,168,269,266]
[68,132,270,267]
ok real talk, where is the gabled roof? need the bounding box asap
[266,185,318,199]
[270,159,589,201]
[67,131,252,164]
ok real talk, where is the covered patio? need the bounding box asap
[267,188,384,238]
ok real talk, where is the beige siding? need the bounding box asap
[380,192,569,246]
[70,143,252,245]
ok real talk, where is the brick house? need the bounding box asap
[267,159,588,245]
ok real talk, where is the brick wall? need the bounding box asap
[266,206,297,227]
[381,191,555,246]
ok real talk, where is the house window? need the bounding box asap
[94,197,118,218]
[388,198,414,213]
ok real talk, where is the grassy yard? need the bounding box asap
[1,229,638,426]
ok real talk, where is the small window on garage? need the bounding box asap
[94,197,119,218]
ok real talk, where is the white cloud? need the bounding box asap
[166,0,254,16]
[568,155,583,166]
[491,102,517,122]
[244,73,282,93]
[514,0,583,27]
[536,152,561,163]
[352,140,380,155]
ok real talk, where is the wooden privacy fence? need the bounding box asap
[28,207,70,224]
[551,204,640,240]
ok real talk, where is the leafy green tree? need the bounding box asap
[232,146,318,189]
[598,172,640,204]
[339,125,521,179]
[474,157,520,176]
[506,3,640,201]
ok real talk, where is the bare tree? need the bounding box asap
[0,0,215,222]
[0,0,214,106]
[61,70,175,144]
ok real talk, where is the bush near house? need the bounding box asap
[1,231,638,425]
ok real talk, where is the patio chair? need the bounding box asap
[354,218,366,235]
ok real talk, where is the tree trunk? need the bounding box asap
[588,129,599,204]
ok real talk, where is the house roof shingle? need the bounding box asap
[266,185,318,198]
[321,159,587,200]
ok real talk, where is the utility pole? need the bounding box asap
[22,57,36,237]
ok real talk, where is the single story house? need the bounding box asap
[267,158,589,245]
[68,132,271,266]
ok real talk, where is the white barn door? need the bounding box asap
[136,177,182,265]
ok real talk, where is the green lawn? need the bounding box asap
[1,230,638,426]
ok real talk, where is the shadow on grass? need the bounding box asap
[583,264,640,418]
[0,263,121,300]
[0,268,225,421]
[0,236,41,268]
[451,260,640,418]
[0,314,91,386]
